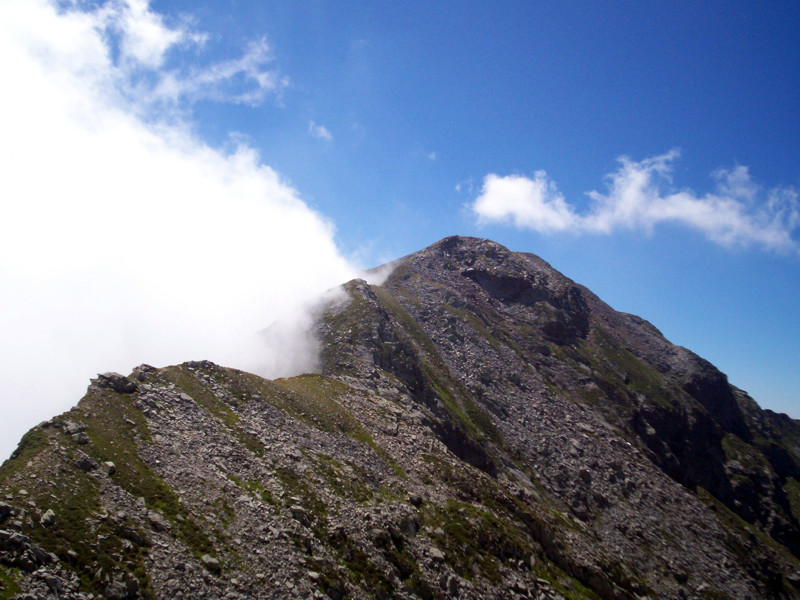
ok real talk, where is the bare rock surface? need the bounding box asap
[1,236,799,599]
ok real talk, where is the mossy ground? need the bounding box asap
[160,366,265,457]
[696,487,800,594]
[721,432,771,472]
[311,453,374,504]
[574,327,678,410]
[442,304,503,352]
[373,285,503,448]
[0,395,158,598]
[227,473,280,507]
[76,386,216,561]
[423,498,530,583]
[0,565,21,600]
[0,428,49,483]
[784,477,800,523]
[170,362,407,480]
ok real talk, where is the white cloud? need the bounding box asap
[152,37,288,107]
[471,151,799,253]
[0,0,357,461]
[309,121,333,141]
[106,0,187,68]
[472,172,579,233]
[31,0,288,115]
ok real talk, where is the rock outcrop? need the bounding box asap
[1,236,799,599]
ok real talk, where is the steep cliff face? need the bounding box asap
[1,236,799,600]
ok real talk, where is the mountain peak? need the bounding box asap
[399,235,552,276]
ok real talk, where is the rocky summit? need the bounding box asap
[1,236,799,600]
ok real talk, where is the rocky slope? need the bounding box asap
[1,236,799,600]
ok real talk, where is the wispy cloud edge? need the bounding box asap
[308,120,333,141]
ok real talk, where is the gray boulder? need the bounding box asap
[96,372,138,394]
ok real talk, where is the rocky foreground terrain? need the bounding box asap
[1,236,799,600]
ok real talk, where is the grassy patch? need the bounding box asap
[0,428,49,485]
[531,561,603,600]
[160,366,265,457]
[163,367,240,425]
[318,286,377,373]
[268,374,406,479]
[575,384,607,406]
[695,486,800,582]
[214,496,236,527]
[0,395,160,599]
[274,467,328,539]
[0,565,21,599]
[27,477,153,598]
[271,375,364,435]
[784,477,800,523]
[373,286,503,449]
[442,304,502,352]
[72,386,216,561]
[312,454,374,504]
[2,431,156,598]
[228,474,280,507]
[187,365,397,475]
[343,544,395,599]
[721,433,771,472]
[325,530,395,599]
[589,329,676,408]
[423,499,532,583]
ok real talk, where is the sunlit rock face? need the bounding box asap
[2,236,799,600]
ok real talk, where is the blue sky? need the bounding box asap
[0,1,798,459]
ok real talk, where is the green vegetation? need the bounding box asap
[593,331,675,407]
[0,428,49,485]
[423,498,532,583]
[442,304,502,352]
[384,262,417,285]
[0,393,160,599]
[318,285,377,372]
[339,542,394,599]
[574,384,607,407]
[73,387,215,561]
[272,375,364,435]
[0,565,21,599]
[164,366,240,423]
[324,515,433,600]
[311,454,374,504]
[160,366,265,457]
[784,477,800,523]
[0,405,158,598]
[273,466,328,539]
[372,286,503,448]
[721,432,770,472]
[418,454,609,599]
[172,361,406,479]
[227,474,279,507]
[270,374,406,479]
[695,486,800,579]
[559,327,679,415]
[302,556,348,600]
[28,475,153,598]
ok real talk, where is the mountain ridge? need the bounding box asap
[1,235,799,600]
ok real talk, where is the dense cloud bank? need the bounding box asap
[0,0,357,460]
